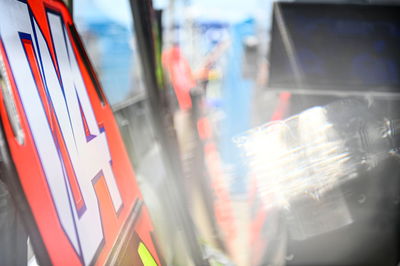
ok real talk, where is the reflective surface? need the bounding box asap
[75,0,400,265]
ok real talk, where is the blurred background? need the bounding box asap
[70,0,400,265]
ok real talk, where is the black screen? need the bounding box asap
[268,3,400,93]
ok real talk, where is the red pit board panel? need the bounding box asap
[0,0,161,265]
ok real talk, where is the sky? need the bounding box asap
[155,0,276,25]
[74,0,133,29]
[75,0,277,28]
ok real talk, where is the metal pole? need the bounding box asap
[69,0,73,17]
[129,0,208,265]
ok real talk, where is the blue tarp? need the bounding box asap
[220,18,255,195]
